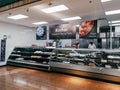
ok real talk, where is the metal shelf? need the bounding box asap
[8,59,49,67]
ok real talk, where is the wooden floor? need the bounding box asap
[0,66,119,90]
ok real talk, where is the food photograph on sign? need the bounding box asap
[49,24,76,39]
[79,20,97,38]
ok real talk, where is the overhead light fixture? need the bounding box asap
[61,16,81,21]
[110,23,120,26]
[8,14,28,20]
[105,9,120,15]
[101,0,112,2]
[41,4,69,13]
[109,20,120,23]
[32,21,48,25]
[76,25,79,27]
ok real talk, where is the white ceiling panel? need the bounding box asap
[0,0,119,27]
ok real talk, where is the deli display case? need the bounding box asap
[50,48,120,83]
[7,47,120,83]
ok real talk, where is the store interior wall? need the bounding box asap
[0,22,39,66]
[0,22,72,66]
[1,20,120,65]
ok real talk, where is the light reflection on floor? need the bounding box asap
[0,66,119,90]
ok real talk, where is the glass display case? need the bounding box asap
[50,48,120,82]
[7,47,54,71]
[7,47,120,82]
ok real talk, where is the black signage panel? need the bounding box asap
[49,24,76,39]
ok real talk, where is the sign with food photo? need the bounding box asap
[49,24,76,39]
[79,20,97,38]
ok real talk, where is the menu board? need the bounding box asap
[49,24,76,39]
[36,26,47,40]
[79,20,97,38]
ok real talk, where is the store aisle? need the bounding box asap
[0,66,119,90]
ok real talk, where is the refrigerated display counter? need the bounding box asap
[50,48,120,83]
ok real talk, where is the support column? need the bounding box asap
[110,22,112,49]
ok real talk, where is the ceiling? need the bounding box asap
[0,0,119,27]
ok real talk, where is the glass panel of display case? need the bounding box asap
[51,48,120,69]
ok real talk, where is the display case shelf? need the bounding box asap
[8,59,49,66]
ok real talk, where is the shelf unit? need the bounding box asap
[7,47,53,71]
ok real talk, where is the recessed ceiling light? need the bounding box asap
[8,14,28,20]
[101,0,112,2]
[105,9,120,15]
[110,23,120,26]
[32,21,48,25]
[109,20,120,23]
[61,16,81,21]
[76,25,80,27]
[41,4,69,13]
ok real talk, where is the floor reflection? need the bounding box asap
[0,66,119,90]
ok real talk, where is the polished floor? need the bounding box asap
[0,66,119,90]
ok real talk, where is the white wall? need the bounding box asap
[0,22,47,66]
